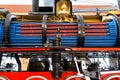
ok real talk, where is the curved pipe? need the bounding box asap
[0,8,9,16]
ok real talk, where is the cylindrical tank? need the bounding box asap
[0,15,119,47]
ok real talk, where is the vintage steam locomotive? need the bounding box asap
[0,0,120,80]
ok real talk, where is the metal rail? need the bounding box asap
[0,47,119,53]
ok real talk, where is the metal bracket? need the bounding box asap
[2,14,16,47]
[81,58,97,79]
[77,15,84,47]
[42,15,48,45]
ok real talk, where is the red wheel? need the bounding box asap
[65,75,85,80]
[0,76,8,80]
[104,74,120,80]
[26,76,47,80]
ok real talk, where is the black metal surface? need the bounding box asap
[52,34,62,79]
[77,15,84,47]
[28,56,49,71]
[63,56,75,71]
[0,54,2,67]
[32,0,39,12]
[39,7,53,12]
[14,54,21,71]
[52,53,62,79]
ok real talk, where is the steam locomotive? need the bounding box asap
[0,0,120,80]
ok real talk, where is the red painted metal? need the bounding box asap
[71,47,120,51]
[0,72,77,80]
[21,27,42,29]
[21,23,78,36]
[47,24,77,26]
[0,47,120,53]
[85,29,107,33]
[47,30,77,33]
[47,24,78,37]
[21,30,42,33]
[20,23,109,37]
[47,25,77,30]
[47,33,77,36]
[101,71,120,80]
[47,26,77,29]
[85,33,107,36]
[21,24,42,36]
[84,22,108,36]
[116,14,120,18]
[0,71,120,80]
[0,47,50,52]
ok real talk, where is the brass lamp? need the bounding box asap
[55,0,72,16]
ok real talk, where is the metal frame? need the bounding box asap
[0,47,120,53]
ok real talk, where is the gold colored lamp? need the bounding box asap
[55,0,72,16]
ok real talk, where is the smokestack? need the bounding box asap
[32,0,39,12]
[117,0,120,9]
[31,0,55,14]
